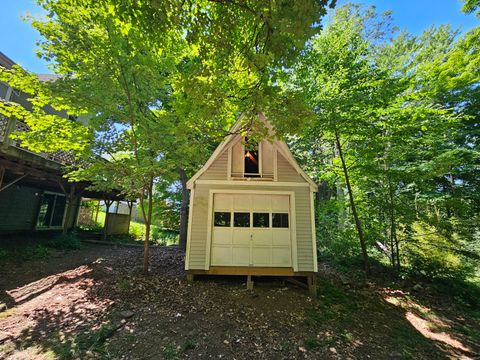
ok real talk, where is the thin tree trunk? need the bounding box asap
[387,179,401,272]
[334,130,370,272]
[140,177,154,274]
[388,181,397,270]
[178,167,189,251]
[103,199,113,241]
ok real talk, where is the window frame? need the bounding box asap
[213,211,232,227]
[272,212,289,228]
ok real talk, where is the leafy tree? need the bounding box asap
[1,0,335,272]
[290,4,479,279]
[291,4,396,271]
[462,0,480,16]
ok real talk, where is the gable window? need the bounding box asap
[244,138,260,177]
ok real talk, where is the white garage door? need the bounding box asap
[211,193,291,267]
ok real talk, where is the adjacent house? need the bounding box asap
[0,51,124,235]
[185,114,318,294]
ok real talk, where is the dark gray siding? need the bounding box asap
[0,185,40,233]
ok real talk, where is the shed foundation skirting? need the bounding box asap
[186,267,317,297]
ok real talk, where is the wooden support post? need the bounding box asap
[95,200,100,223]
[247,275,254,291]
[186,273,194,282]
[307,275,317,298]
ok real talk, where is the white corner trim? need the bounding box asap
[310,191,318,272]
[204,190,215,270]
[184,186,195,270]
[290,192,298,272]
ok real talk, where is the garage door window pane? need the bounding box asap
[253,213,269,228]
[272,213,289,228]
[234,212,250,227]
[214,212,231,227]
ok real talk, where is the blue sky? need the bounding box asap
[0,0,478,74]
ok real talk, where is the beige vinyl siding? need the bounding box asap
[198,150,228,180]
[188,185,209,269]
[277,152,304,182]
[294,188,314,271]
[187,183,314,271]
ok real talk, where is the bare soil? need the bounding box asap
[0,244,478,359]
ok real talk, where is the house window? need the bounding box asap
[234,212,250,227]
[214,212,231,227]
[37,193,66,228]
[244,138,260,177]
[272,213,289,228]
[253,213,269,228]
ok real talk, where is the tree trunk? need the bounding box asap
[140,177,154,274]
[63,184,76,235]
[334,130,370,272]
[103,200,112,241]
[178,167,189,251]
[388,180,401,272]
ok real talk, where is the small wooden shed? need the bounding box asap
[185,114,318,294]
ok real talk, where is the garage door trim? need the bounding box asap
[205,189,297,271]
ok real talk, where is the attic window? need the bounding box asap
[244,138,259,177]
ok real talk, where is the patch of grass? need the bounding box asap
[303,337,320,351]
[0,341,16,355]
[305,280,358,325]
[0,248,8,261]
[46,233,82,250]
[161,339,196,359]
[39,323,117,359]
[279,340,294,353]
[180,338,196,352]
[0,233,84,265]
[0,308,16,320]
[116,278,131,293]
[390,323,434,359]
[340,330,353,342]
[94,210,179,245]
[162,345,178,360]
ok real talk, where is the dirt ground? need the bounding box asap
[0,243,478,360]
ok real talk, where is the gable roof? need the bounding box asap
[187,113,318,191]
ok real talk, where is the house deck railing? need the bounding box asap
[0,116,76,166]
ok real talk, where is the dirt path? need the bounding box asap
[0,244,478,359]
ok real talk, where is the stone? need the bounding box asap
[120,310,134,319]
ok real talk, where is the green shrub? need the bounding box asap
[19,244,50,260]
[403,222,477,282]
[47,233,82,250]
